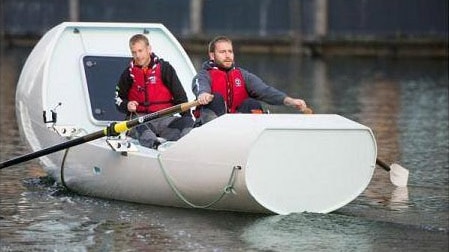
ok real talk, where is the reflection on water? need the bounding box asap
[389,187,410,210]
[241,212,448,251]
[1,46,448,251]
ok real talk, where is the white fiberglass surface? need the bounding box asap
[246,129,376,214]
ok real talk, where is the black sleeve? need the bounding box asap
[114,67,133,114]
[160,60,191,117]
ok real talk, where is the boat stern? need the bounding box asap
[245,114,377,214]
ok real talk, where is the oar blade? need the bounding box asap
[389,163,409,187]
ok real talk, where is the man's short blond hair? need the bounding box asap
[129,34,149,47]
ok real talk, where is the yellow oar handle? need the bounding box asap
[101,121,130,136]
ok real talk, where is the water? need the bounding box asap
[1,46,448,251]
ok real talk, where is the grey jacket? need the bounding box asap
[192,60,287,105]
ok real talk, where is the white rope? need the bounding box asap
[157,154,241,209]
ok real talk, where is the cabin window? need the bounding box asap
[83,56,130,122]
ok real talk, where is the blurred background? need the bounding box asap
[1,0,447,57]
[0,1,448,251]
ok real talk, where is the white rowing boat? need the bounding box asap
[14,22,377,214]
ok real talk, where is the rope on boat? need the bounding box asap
[60,148,71,190]
[60,128,88,191]
[157,154,241,209]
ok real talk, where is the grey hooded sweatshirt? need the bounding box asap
[192,60,288,106]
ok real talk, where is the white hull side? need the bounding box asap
[62,114,376,214]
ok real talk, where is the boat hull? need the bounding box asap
[15,22,377,214]
[62,114,376,214]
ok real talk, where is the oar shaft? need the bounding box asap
[124,100,199,130]
[376,158,391,171]
[0,131,104,169]
[0,100,200,169]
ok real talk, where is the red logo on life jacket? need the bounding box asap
[235,78,242,87]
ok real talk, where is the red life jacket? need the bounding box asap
[209,68,249,113]
[127,61,174,113]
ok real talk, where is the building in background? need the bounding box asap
[1,0,447,57]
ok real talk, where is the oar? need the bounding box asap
[302,107,314,114]
[376,158,409,187]
[0,100,200,169]
[303,106,409,187]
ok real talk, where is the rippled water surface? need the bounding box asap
[1,46,448,251]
